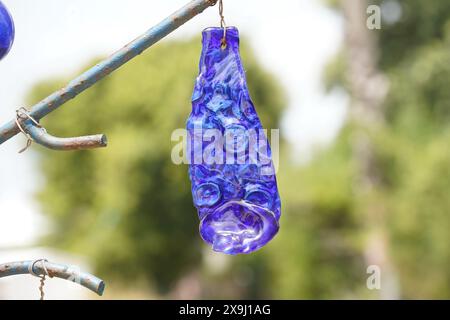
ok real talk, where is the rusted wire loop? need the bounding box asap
[219,0,227,49]
[28,259,51,279]
[28,259,53,300]
[15,107,42,153]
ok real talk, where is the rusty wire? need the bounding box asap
[15,107,42,153]
[219,0,227,49]
[28,259,53,300]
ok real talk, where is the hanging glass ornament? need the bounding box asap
[187,26,281,255]
[0,0,14,61]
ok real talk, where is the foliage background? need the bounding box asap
[27,0,449,299]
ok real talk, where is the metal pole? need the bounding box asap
[0,0,218,146]
[0,260,105,296]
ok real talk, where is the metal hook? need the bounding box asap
[15,107,40,153]
[28,259,53,300]
[16,108,107,152]
[219,0,227,49]
[0,0,219,149]
[0,259,106,296]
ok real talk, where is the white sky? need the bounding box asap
[0,0,346,247]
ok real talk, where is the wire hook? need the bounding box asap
[28,259,53,300]
[15,107,41,153]
[219,0,227,49]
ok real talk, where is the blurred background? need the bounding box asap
[0,0,449,299]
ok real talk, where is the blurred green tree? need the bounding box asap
[270,0,450,298]
[28,37,285,295]
[28,0,450,299]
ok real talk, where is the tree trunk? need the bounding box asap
[341,0,399,299]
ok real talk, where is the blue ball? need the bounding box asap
[0,1,14,61]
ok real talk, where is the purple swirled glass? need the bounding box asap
[0,1,14,61]
[187,27,281,255]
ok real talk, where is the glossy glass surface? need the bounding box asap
[0,1,14,61]
[187,27,281,255]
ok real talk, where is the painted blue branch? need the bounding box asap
[0,0,218,148]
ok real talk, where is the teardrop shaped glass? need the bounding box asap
[187,27,281,255]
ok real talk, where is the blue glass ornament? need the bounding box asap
[187,27,281,255]
[0,0,14,61]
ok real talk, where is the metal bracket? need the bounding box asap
[0,0,218,151]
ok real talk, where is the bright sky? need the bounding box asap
[0,0,346,247]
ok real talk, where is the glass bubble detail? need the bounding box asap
[187,27,281,255]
